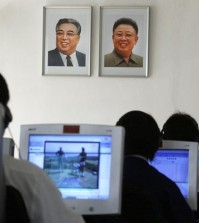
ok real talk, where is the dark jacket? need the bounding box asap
[121,156,197,223]
[48,48,86,66]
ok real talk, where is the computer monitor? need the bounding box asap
[19,124,125,215]
[149,140,198,210]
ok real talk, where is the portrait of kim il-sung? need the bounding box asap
[99,6,149,77]
[42,6,91,76]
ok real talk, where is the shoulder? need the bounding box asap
[4,156,85,223]
[76,51,86,57]
[4,156,52,186]
[76,51,86,66]
[149,164,186,196]
[125,157,179,188]
[3,155,60,202]
[48,48,59,56]
[132,53,143,59]
[131,53,143,66]
[104,51,115,60]
[104,51,118,67]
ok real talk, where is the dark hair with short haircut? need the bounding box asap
[113,17,138,34]
[116,111,161,161]
[161,112,199,142]
[56,18,81,35]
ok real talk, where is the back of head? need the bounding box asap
[0,74,9,107]
[116,111,160,161]
[0,73,8,222]
[161,112,199,142]
[0,74,12,129]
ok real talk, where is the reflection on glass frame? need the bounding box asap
[42,6,91,76]
[99,6,149,77]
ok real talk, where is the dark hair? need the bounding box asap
[0,73,10,106]
[161,112,199,142]
[0,73,12,128]
[56,18,81,35]
[113,17,138,34]
[116,111,161,161]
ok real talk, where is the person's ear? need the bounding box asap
[4,106,12,128]
[112,34,114,41]
[0,103,12,129]
[134,35,139,45]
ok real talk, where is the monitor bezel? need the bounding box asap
[19,123,125,215]
[162,140,198,210]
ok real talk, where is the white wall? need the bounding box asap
[1,0,199,155]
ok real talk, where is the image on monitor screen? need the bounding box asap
[44,142,99,190]
[28,134,112,201]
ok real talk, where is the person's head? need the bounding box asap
[116,111,161,161]
[55,18,81,55]
[112,17,139,58]
[0,73,12,131]
[161,112,199,142]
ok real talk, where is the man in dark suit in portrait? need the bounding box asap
[48,18,86,67]
[104,17,143,67]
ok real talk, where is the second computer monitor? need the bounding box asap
[150,140,198,210]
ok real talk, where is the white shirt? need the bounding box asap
[3,155,85,223]
[59,51,79,67]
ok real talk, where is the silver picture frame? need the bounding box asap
[99,6,149,77]
[42,6,92,76]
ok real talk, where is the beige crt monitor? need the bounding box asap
[19,123,125,215]
[152,140,198,210]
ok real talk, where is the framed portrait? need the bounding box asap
[42,6,91,76]
[99,6,149,77]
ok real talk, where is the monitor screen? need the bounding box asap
[19,124,125,215]
[149,140,198,210]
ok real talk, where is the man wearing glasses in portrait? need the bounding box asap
[104,17,143,67]
[48,18,86,67]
